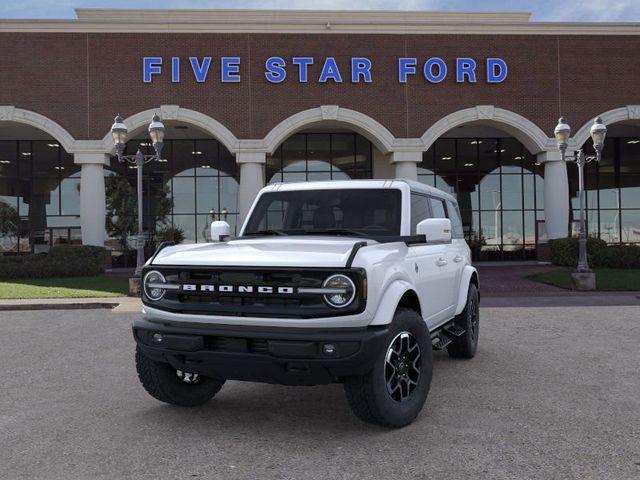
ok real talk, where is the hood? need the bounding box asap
[151,236,367,268]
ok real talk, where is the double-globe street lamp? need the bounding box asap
[553,116,607,280]
[110,114,166,276]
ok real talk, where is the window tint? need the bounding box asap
[410,193,431,234]
[446,200,464,238]
[244,189,402,236]
[430,197,447,218]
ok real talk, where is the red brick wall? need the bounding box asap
[1,32,639,142]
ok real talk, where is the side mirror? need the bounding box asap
[416,218,452,243]
[210,221,231,242]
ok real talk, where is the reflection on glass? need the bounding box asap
[599,210,620,243]
[621,210,640,243]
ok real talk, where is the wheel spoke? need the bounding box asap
[384,331,422,402]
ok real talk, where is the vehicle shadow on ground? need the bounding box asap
[127,351,490,436]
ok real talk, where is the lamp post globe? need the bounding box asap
[148,113,165,157]
[554,117,571,155]
[590,117,607,154]
[110,115,128,155]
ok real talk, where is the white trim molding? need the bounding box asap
[421,105,553,154]
[0,106,76,153]
[263,106,397,155]
[571,105,640,149]
[100,105,240,155]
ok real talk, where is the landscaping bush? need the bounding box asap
[0,245,106,279]
[550,237,640,268]
[549,237,607,267]
[593,245,640,269]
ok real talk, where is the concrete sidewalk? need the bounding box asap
[0,296,142,313]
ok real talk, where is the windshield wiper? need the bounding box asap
[307,228,370,238]
[243,229,287,236]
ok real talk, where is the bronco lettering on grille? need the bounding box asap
[181,284,295,294]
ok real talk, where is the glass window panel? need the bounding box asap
[455,175,479,211]
[419,147,435,172]
[197,214,213,242]
[31,178,60,216]
[598,186,619,209]
[621,210,640,243]
[499,138,522,173]
[219,146,238,179]
[457,138,478,173]
[219,176,239,214]
[535,174,544,210]
[479,174,501,211]
[524,210,536,245]
[620,138,640,174]
[18,141,32,178]
[195,177,218,214]
[435,175,455,195]
[282,172,307,183]
[355,134,372,173]
[430,197,446,218]
[306,134,331,171]
[60,150,79,177]
[331,171,351,180]
[282,135,306,172]
[417,175,435,188]
[45,216,81,227]
[410,194,431,234]
[435,139,456,175]
[172,177,195,214]
[477,139,499,174]
[523,174,535,209]
[194,139,219,173]
[331,134,355,173]
[172,140,195,176]
[308,172,332,181]
[502,211,523,247]
[480,211,501,249]
[599,210,620,243]
[266,147,282,184]
[501,174,523,210]
[0,141,18,177]
[0,178,18,207]
[620,183,640,209]
[172,215,196,243]
[60,177,80,215]
[31,141,58,177]
[460,210,479,240]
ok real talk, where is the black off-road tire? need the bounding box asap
[447,283,479,359]
[135,346,225,406]
[343,308,433,428]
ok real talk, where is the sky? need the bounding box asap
[1,0,640,22]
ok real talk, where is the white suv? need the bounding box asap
[134,180,479,427]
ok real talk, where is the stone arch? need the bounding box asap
[263,106,397,155]
[420,105,552,154]
[100,105,240,154]
[0,106,76,152]
[572,105,640,148]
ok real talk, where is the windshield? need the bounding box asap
[243,188,402,237]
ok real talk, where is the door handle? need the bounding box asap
[454,255,464,263]
[436,257,447,267]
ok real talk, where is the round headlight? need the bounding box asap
[323,274,356,308]
[143,270,166,301]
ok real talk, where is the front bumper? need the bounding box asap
[133,318,390,386]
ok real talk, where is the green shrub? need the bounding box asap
[593,245,640,269]
[549,237,607,267]
[0,245,106,279]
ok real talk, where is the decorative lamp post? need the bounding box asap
[554,116,607,289]
[110,113,165,276]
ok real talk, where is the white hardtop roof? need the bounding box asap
[263,179,458,203]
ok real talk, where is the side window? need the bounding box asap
[446,200,464,238]
[429,197,447,219]
[410,193,431,234]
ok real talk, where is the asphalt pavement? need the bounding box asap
[1,306,639,480]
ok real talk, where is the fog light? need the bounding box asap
[323,343,336,354]
[152,333,164,344]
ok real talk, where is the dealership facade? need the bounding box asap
[1,9,640,263]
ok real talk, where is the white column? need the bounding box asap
[390,151,422,181]
[237,151,266,226]
[539,151,569,239]
[75,152,109,246]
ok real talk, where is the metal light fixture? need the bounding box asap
[553,116,607,279]
[109,113,166,276]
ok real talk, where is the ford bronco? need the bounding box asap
[133,179,479,427]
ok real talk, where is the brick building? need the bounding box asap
[1,9,639,263]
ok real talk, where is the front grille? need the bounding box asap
[144,266,366,319]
